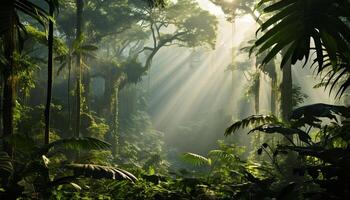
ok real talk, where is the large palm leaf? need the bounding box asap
[254,0,350,96]
[0,0,47,35]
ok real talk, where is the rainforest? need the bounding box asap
[1,0,350,199]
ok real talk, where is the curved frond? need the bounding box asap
[0,151,13,174]
[40,137,111,155]
[225,115,278,136]
[65,164,137,182]
[254,0,350,96]
[181,152,211,166]
[208,150,239,162]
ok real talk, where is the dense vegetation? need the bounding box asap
[1,0,350,199]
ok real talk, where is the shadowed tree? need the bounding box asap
[0,0,47,155]
[44,0,60,145]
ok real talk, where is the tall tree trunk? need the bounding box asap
[269,62,277,115]
[44,1,54,144]
[111,79,121,155]
[271,77,277,115]
[254,73,260,114]
[82,68,90,111]
[104,73,123,156]
[2,11,16,156]
[75,0,83,137]
[67,51,72,131]
[280,59,293,121]
[0,76,3,136]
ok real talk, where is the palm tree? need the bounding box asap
[253,0,350,97]
[0,0,47,155]
[75,0,84,137]
[44,0,59,145]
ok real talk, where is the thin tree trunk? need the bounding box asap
[254,73,260,114]
[111,80,121,155]
[0,76,3,136]
[68,52,72,131]
[82,68,90,111]
[271,76,277,115]
[44,1,54,145]
[269,62,277,115]
[75,0,83,137]
[280,59,293,120]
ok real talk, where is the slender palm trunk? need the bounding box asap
[67,52,72,131]
[44,1,54,144]
[75,0,83,137]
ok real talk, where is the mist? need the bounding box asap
[1,0,348,199]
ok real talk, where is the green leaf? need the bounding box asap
[39,137,111,155]
[0,151,13,174]
[225,115,278,136]
[248,124,311,144]
[181,152,211,166]
[65,164,137,182]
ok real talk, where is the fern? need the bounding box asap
[0,151,13,174]
[39,137,111,155]
[208,150,239,162]
[225,115,278,136]
[181,152,211,166]
[65,164,137,182]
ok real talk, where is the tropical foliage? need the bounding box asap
[1,0,350,199]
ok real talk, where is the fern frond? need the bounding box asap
[0,151,13,174]
[39,137,111,155]
[225,115,278,136]
[65,164,137,182]
[181,152,211,166]
[208,150,238,162]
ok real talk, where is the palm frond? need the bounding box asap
[225,115,278,136]
[39,137,111,155]
[208,150,239,162]
[65,164,137,182]
[181,152,211,166]
[254,0,350,96]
